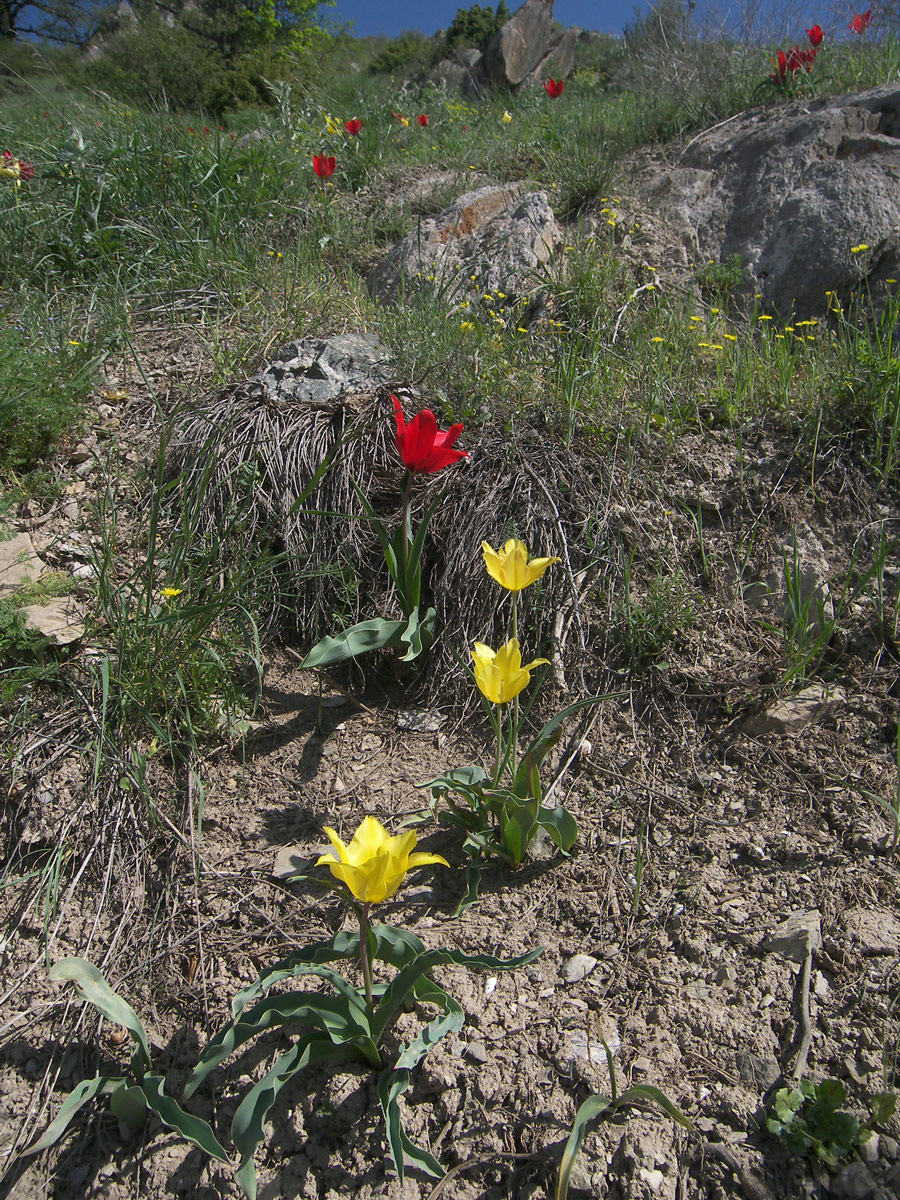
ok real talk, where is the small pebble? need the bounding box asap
[561,954,598,983]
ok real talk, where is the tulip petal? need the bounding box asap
[347,815,391,864]
[321,826,349,863]
[407,852,451,869]
[403,408,438,469]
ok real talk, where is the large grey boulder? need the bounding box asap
[531,25,580,83]
[634,85,900,317]
[366,182,562,306]
[427,47,485,97]
[480,0,556,87]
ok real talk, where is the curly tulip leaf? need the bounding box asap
[22,1076,124,1156]
[140,1074,230,1161]
[372,946,542,1043]
[537,804,579,853]
[299,618,407,669]
[50,958,151,1077]
[233,1034,364,1200]
[109,1083,147,1130]
[557,1085,694,1200]
[378,1068,444,1182]
[187,991,377,1098]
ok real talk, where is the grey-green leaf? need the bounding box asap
[141,1074,230,1161]
[299,618,407,668]
[22,1076,123,1156]
[50,958,151,1076]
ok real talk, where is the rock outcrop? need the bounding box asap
[366,182,562,307]
[632,84,900,318]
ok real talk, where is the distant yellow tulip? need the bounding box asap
[482,538,560,592]
[472,638,549,705]
[502,110,512,124]
[317,816,448,904]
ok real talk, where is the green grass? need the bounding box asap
[0,14,898,735]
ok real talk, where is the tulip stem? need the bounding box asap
[400,471,413,613]
[511,595,520,781]
[358,903,374,1011]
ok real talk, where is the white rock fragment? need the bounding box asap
[560,954,598,983]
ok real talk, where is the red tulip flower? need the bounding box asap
[806,23,824,47]
[543,77,564,99]
[849,9,872,33]
[345,118,363,135]
[18,159,34,181]
[417,113,429,127]
[392,396,467,474]
[312,153,336,179]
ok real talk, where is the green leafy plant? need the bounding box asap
[418,541,610,885]
[187,816,541,1197]
[25,959,229,1164]
[767,1077,896,1167]
[556,1033,695,1200]
[616,554,697,672]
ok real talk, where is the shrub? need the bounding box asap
[446,2,509,51]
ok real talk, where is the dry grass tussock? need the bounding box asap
[169,385,613,701]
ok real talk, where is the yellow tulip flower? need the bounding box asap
[482,538,560,592]
[472,638,549,705]
[317,816,449,904]
[502,110,512,124]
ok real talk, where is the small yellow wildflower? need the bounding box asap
[723,332,737,342]
[851,243,869,254]
[650,336,664,343]
[160,587,183,597]
[460,321,475,333]
[502,110,512,124]
[758,314,773,321]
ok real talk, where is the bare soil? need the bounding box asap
[2,326,900,1200]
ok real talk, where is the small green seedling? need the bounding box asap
[767,1078,897,1167]
[23,958,228,1163]
[556,1036,695,1200]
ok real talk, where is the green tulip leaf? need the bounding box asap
[109,1083,148,1130]
[519,693,618,784]
[378,1068,444,1182]
[140,1074,230,1161]
[372,946,542,1043]
[398,605,435,662]
[422,765,489,796]
[557,1085,694,1200]
[537,804,579,853]
[50,958,151,1077]
[396,977,463,1072]
[233,1034,364,1200]
[22,1076,124,1156]
[299,618,407,669]
[187,991,377,1097]
[451,864,483,916]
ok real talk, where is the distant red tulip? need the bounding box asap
[392,396,467,474]
[18,160,34,181]
[543,77,564,99]
[849,9,872,33]
[345,118,363,135]
[312,153,336,179]
[417,113,429,126]
[806,23,824,47]
[203,126,210,134]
